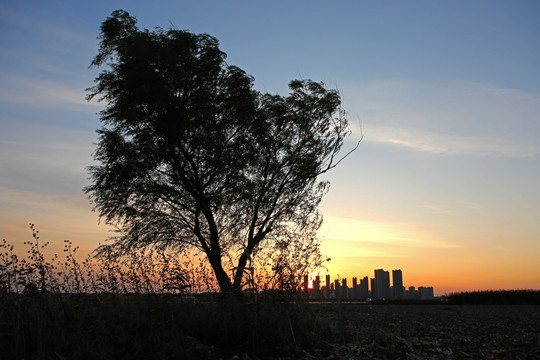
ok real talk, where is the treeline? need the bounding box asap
[447,290,540,305]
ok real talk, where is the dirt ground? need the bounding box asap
[300,303,540,359]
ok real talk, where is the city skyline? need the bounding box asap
[1,1,539,295]
[306,268,435,300]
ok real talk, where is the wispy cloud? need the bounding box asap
[318,216,459,250]
[0,74,101,111]
[421,199,485,217]
[0,5,94,50]
[344,79,540,158]
[421,204,453,215]
[364,124,537,158]
[0,122,98,204]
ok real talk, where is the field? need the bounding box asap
[1,293,539,359]
[309,303,540,359]
[2,228,538,358]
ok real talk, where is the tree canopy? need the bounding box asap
[86,10,355,292]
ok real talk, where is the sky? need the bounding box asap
[1,0,539,295]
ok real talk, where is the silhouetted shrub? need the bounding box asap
[0,225,333,358]
[1,224,210,296]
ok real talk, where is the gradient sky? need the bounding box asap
[1,1,539,295]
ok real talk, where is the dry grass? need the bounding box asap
[2,226,539,359]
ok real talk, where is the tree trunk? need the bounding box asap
[206,250,233,292]
[233,249,251,289]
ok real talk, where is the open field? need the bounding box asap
[308,303,540,359]
[1,293,539,359]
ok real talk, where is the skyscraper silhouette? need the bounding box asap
[373,269,391,299]
[359,276,369,299]
[314,275,320,292]
[392,269,404,299]
[325,274,331,298]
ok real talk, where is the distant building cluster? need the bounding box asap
[303,269,434,300]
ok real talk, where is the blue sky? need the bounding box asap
[1,0,539,293]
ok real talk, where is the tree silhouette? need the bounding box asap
[86,10,356,292]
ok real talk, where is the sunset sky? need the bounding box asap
[1,1,539,295]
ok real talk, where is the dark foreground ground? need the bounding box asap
[1,294,539,359]
[305,303,540,359]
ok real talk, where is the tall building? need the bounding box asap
[352,277,359,299]
[392,269,404,299]
[342,278,350,298]
[325,274,331,298]
[373,269,391,299]
[313,275,320,292]
[334,279,341,298]
[359,276,369,299]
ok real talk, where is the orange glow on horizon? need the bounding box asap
[316,215,540,296]
[3,211,538,297]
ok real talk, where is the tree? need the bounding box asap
[86,10,356,293]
